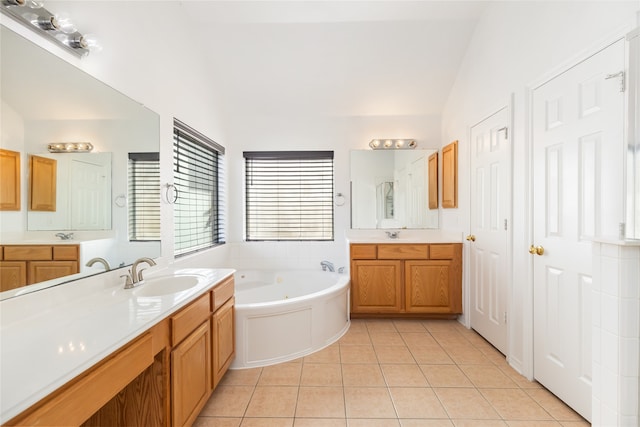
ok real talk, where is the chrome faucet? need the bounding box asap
[86,257,111,271]
[55,232,74,240]
[385,231,400,239]
[320,261,335,272]
[122,257,157,289]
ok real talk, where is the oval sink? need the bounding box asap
[133,275,201,297]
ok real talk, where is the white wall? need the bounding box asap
[0,101,25,233]
[440,0,639,374]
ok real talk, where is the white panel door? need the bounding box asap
[469,107,510,354]
[532,39,625,421]
[70,157,111,229]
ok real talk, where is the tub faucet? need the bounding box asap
[86,257,111,271]
[122,257,157,289]
[55,232,74,240]
[320,261,335,272]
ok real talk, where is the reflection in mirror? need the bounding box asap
[0,25,161,299]
[351,150,439,229]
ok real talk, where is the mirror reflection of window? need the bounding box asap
[128,152,160,241]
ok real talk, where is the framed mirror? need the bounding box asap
[350,149,439,229]
[0,25,161,299]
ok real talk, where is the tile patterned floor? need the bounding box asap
[194,319,590,427]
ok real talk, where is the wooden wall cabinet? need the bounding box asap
[428,151,438,209]
[29,154,57,211]
[350,243,462,317]
[0,149,20,211]
[442,140,458,208]
[0,245,79,291]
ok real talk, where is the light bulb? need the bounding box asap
[26,0,44,8]
[55,12,76,34]
[81,34,102,52]
[384,139,392,148]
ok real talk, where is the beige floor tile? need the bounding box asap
[452,420,508,426]
[240,418,294,427]
[344,387,397,418]
[200,385,255,417]
[498,365,542,389]
[400,332,438,348]
[370,331,407,347]
[342,363,386,386]
[558,421,590,426]
[524,389,585,421]
[430,330,469,346]
[366,319,399,333]
[339,330,373,346]
[410,346,454,364]
[459,365,518,388]
[245,386,299,418]
[296,386,345,418]
[481,389,554,421]
[303,343,341,363]
[393,319,427,332]
[294,419,347,427]
[349,419,401,427]
[380,364,429,387]
[193,418,242,427]
[401,420,454,427]
[375,345,417,364]
[340,344,378,364]
[434,388,500,419]
[258,362,303,386]
[420,365,473,387]
[505,422,561,427]
[445,347,492,365]
[388,387,448,418]
[300,363,343,386]
[421,320,461,333]
[222,368,263,386]
[348,319,369,332]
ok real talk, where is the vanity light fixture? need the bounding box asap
[369,139,417,150]
[47,142,94,153]
[1,0,99,57]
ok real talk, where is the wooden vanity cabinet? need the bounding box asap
[350,243,462,317]
[0,245,80,290]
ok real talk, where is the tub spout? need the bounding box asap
[320,261,335,272]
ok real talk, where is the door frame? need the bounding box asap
[463,96,514,357]
[522,29,632,382]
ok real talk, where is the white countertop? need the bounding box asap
[0,267,234,423]
[345,229,464,244]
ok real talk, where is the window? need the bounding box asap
[244,151,334,241]
[128,152,160,241]
[173,119,225,256]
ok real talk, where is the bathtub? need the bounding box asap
[230,269,351,369]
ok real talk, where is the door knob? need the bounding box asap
[466,235,476,242]
[529,245,544,256]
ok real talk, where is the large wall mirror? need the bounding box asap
[350,149,439,229]
[0,25,161,299]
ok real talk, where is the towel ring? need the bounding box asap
[334,192,346,206]
[114,194,126,208]
[164,183,178,204]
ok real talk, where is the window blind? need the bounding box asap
[173,119,225,256]
[128,152,160,241]
[244,151,334,241]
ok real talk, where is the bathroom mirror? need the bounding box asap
[0,25,161,298]
[350,149,439,229]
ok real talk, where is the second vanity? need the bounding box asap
[347,230,463,318]
[0,267,235,427]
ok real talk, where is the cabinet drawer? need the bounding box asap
[429,244,456,260]
[4,245,52,261]
[377,244,429,260]
[350,244,377,259]
[212,276,234,312]
[171,293,211,347]
[53,245,79,261]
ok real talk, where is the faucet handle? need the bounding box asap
[120,274,133,289]
[137,268,147,283]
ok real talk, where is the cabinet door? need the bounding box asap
[29,155,57,211]
[0,149,20,211]
[0,261,27,291]
[351,260,403,313]
[212,297,235,388]
[405,260,461,314]
[171,321,211,427]
[28,261,78,284]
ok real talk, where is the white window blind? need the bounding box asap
[244,151,334,241]
[128,152,160,241]
[173,119,225,256]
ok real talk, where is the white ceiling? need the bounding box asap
[178,1,489,117]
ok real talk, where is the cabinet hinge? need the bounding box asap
[605,71,625,92]
[503,312,507,324]
[504,219,508,231]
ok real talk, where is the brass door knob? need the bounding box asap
[466,235,476,242]
[529,245,544,256]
